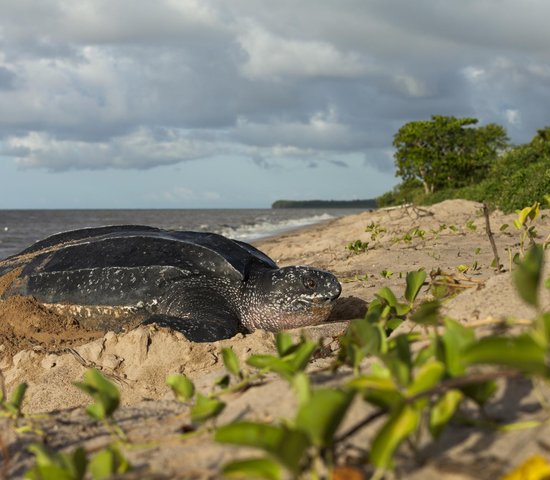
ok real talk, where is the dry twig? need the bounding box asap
[483,203,503,272]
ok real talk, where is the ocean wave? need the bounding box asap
[218,213,334,241]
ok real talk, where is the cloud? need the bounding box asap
[5,128,213,171]
[237,22,368,80]
[1,0,550,173]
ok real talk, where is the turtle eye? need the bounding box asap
[303,276,317,290]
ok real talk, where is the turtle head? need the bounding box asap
[241,266,342,331]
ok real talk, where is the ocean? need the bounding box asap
[0,208,365,260]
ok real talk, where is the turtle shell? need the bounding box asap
[0,225,278,307]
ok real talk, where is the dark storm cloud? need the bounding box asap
[1,0,549,171]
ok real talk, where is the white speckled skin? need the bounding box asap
[238,266,341,331]
[148,265,341,334]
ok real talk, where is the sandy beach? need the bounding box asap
[1,199,550,479]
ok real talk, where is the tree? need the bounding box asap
[393,116,508,194]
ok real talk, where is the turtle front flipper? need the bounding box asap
[142,313,243,342]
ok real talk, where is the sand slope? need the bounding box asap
[1,199,550,479]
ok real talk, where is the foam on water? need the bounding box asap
[218,213,334,241]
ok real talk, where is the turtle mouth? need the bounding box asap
[297,291,340,307]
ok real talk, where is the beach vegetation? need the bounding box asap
[365,221,387,242]
[379,121,550,213]
[346,239,370,254]
[0,382,27,423]
[380,269,393,278]
[23,369,131,479]
[392,115,508,195]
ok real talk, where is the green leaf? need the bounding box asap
[222,348,241,377]
[405,270,427,303]
[275,332,293,357]
[27,444,58,468]
[364,299,385,323]
[166,374,195,402]
[9,382,28,413]
[414,343,437,367]
[25,465,75,480]
[513,244,544,307]
[394,302,411,316]
[215,422,309,473]
[498,420,543,432]
[215,374,231,388]
[514,207,530,229]
[70,448,88,480]
[376,287,398,308]
[462,334,550,376]
[347,319,385,356]
[460,380,498,406]
[429,389,463,439]
[348,374,396,392]
[295,389,354,447]
[500,223,509,231]
[438,319,475,376]
[191,393,225,423]
[89,446,130,480]
[246,355,294,379]
[351,371,404,410]
[406,361,445,398]
[370,403,420,470]
[411,300,441,325]
[537,312,550,345]
[222,458,283,480]
[284,339,319,372]
[291,372,311,407]
[25,445,87,480]
[383,334,412,386]
[73,369,120,420]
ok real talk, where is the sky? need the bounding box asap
[1,1,549,209]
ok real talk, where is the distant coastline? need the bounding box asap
[271,199,377,209]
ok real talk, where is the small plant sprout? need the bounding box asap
[365,221,387,241]
[167,373,225,425]
[380,269,394,279]
[0,382,28,424]
[513,202,541,256]
[346,239,370,254]
[465,219,477,231]
[73,369,126,442]
[26,443,131,479]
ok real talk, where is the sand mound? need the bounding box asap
[0,295,103,362]
[3,325,282,411]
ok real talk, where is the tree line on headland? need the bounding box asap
[272,199,377,209]
[274,116,549,212]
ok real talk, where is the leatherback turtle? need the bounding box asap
[0,226,341,342]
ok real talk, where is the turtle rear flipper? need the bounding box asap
[142,314,243,342]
